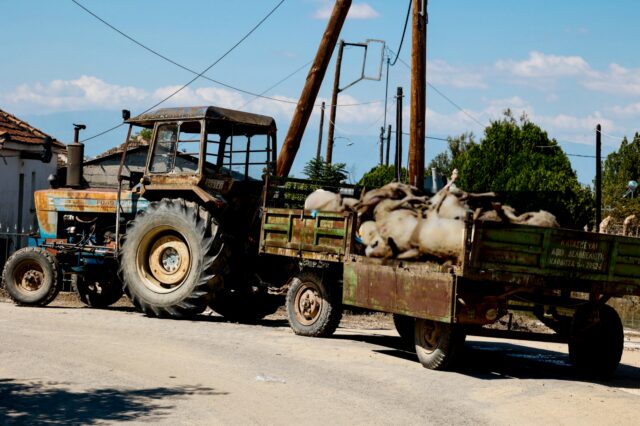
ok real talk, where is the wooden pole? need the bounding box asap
[326,40,346,165]
[385,124,391,166]
[395,87,403,181]
[379,126,384,165]
[596,124,602,230]
[409,0,427,190]
[316,101,326,160]
[276,0,351,177]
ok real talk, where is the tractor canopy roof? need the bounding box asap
[127,106,277,135]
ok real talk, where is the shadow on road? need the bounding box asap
[0,379,227,425]
[333,331,640,388]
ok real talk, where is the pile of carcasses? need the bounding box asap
[304,170,559,264]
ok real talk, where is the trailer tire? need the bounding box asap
[74,270,124,308]
[286,272,342,337]
[120,198,227,318]
[415,318,465,370]
[2,247,61,306]
[569,304,623,377]
[393,314,415,348]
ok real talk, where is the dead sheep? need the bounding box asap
[304,189,357,213]
[518,210,560,228]
[411,211,465,262]
[377,209,420,257]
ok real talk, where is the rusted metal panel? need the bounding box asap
[34,188,149,239]
[465,221,640,296]
[343,256,455,322]
[260,207,352,262]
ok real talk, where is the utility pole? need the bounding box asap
[596,124,602,230]
[326,39,345,165]
[316,101,326,160]
[379,126,384,165]
[409,0,427,190]
[395,87,404,181]
[276,0,351,177]
[385,124,391,166]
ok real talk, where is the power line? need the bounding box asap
[241,60,313,108]
[78,0,287,142]
[390,0,412,66]
[387,47,487,129]
[71,0,380,109]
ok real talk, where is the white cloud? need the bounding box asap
[612,102,640,117]
[314,2,379,20]
[495,51,591,78]
[428,59,487,89]
[583,63,640,96]
[3,76,147,113]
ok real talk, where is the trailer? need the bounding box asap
[260,177,640,377]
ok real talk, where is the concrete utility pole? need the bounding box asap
[276,0,351,177]
[409,0,427,189]
[325,39,345,165]
[316,101,326,160]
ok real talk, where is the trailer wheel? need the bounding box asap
[286,272,342,337]
[414,318,465,370]
[2,247,61,306]
[120,198,227,318]
[569,304,623,377]
[74,270,124,308]
[393,314,415,347]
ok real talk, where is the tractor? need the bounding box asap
[2,106,289,320]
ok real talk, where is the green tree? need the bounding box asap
[358,164,408,188]
[427,132,475,176]
[302,157,348,185]
[454,111,593,228]
[602,132,640,218]
[132,128,153,143]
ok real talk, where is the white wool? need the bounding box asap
[304,189,342,212]
[358,221,379,246]
[377,209,419,253]
[415,213,465,261]
[521,210,559,228]
[365,234,392,258]
[436,194,470,220]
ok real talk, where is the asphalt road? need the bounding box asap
[1,301,639,425]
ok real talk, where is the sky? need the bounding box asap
[2,0,640,185]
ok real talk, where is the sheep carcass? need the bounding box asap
[376,209,420,259]
[519,210,560,228]
[304,189,357,213]
[412,211,465,262]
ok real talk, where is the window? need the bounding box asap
[149,121,202,174]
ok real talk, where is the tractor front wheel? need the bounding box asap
[2,247,61,306]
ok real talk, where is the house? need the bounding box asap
[0,108,66,262]
[82,136,149,188]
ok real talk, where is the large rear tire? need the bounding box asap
[120,198,227,318]
[285,272,342,337]
[569,304,623,377]
[2,247,61,306]
[74,270,124,308]
[414,318,465,370]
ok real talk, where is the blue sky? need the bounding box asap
[2,0,640,185]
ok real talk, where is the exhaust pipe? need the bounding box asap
[67,123,86,188]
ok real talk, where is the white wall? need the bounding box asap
[0,149,58,250]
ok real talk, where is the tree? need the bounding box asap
[427,132,475,176]
[132,128,153,143]
[601,132,640,218]
[302,157,348,185]
[453,111,593,228]
[358,164,408,188]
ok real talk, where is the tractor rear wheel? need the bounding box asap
[2,247,61,306]
[120,198,227,318]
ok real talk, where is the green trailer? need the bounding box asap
[259,178,640,376]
